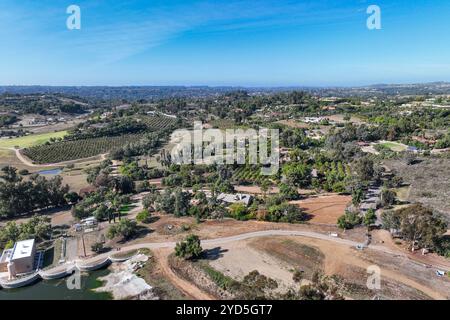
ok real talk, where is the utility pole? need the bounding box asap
[81,232,86,257]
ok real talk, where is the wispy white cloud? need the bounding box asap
[0,0,362,65]
[0,0,366,68]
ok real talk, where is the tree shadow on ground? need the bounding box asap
[147,216,160,224]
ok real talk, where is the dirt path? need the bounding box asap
[7,147,107,168]
[127,192,148,219]
[64,229,450,300]
[311,238,447,300]
[77,229,450,271]
[153,249,214,300]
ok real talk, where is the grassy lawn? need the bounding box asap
[0,131,68,148]
[379,141,408,152]
[110,249,138,259]
[119,204,137,215]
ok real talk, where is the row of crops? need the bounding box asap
[141,115,178,130]
[22,134,144,164]
[232,166,269,182]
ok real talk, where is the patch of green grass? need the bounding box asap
[119,204,137,214]
[379,141,407,152]
[42,246,55,268]
[110,249,138,259]
[198,262,236,291]
[0,131,68,148]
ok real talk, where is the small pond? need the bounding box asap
[38,168,63,175]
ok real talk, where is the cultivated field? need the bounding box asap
[22,134,144,164]
[0,130,68,148]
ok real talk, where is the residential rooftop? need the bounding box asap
[11,239,35,260]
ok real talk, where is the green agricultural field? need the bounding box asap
[378,141,408,152]
[232,165,270,182]
[139,115,178,130]
[0,131,68,148]
[22,134,144,164]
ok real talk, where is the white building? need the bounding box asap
[217,193,253,206]
[0,239,37,278]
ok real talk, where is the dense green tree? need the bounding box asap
[396,204,447,250]
[279,182,299,200]
[107,219,138,240]
[91,242,104,253]
[229,203,249,220]
[354,157,374,181]
[136,209,151,223]
[0,167,70,218]
[173,188,191,217]
[337,211,362,230]
[174,234,203,260]
[363,208,377,227]
[267,203,306,223]
[282,163,311,188]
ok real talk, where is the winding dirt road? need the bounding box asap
[2,147,107,168]
[79,229,449,269]
[46,228,447,300]
[153,249,215,300]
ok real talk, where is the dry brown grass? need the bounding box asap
[290,194,351,225]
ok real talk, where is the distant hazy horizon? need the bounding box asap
[1,81,450,89]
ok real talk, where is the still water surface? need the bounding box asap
[0,268,112,300]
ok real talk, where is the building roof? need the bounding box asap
[11,239,35,260]
[217,193,252,206]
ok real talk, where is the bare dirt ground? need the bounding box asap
[372,229,450,270]
[155,249,214,300]
[290,194,351,225]
[208,240,299,292]
[208,235,450,300]
[234,185,314,196]
[0,149,49,171]
[60,213,450,300]
[0,207,74,228]
[276,120,310,128]
[234,185,280,195]
[248,237,324,279]
[50,209,74,226]
[136,249,188,300]
[126,215,368,246]
[26,120,84,134]
[328,114,366,124]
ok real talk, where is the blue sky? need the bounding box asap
[1,0,450,86]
